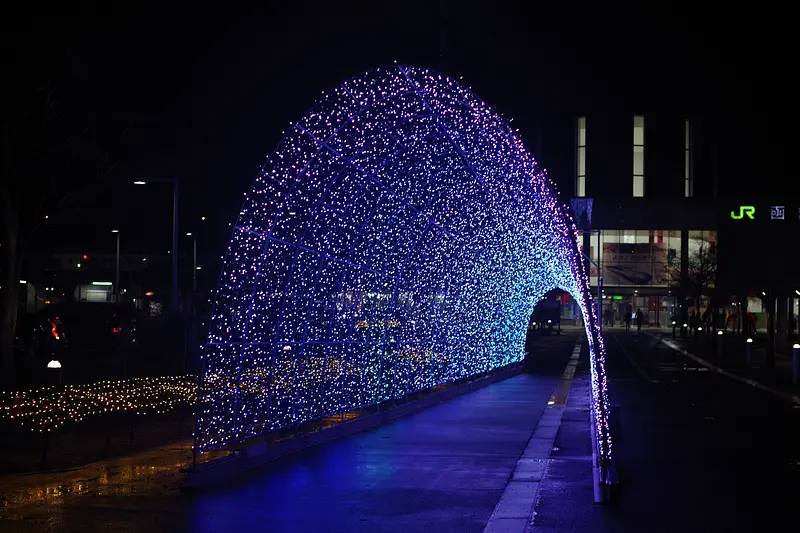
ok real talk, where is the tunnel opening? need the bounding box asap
[524,289,583,371]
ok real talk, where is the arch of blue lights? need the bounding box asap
[196,65,611,469]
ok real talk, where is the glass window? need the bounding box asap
[634,146,644,175]
[633,176,644,197]
[636,230,650,244]
[633,117,644,197]
[684,151,690,181]
[687,230,704,257]
[633,115,645,145]
[622,230,636,244]
[668,233,682,262]
[685,119,690,150]
[601,229,620,244]
[684,121,693,198]
[576,117,587,197]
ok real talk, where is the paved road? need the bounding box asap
[598,329,800,532]
[0,333,578,533]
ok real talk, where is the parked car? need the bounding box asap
[15,303,139,367]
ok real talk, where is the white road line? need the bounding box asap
[483,334,583,533]
[657,335,800,406]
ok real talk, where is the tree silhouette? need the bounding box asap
[667,240,717,322]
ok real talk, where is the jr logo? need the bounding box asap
[730,206,755,220]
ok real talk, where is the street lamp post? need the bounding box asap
[186,232,196,292]
[134,177,179,313]
[112,230,120,301]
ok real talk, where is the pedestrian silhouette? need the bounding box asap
[636,308,643,331]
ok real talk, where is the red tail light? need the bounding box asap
[112,327,121,334]
[48,319,60,340]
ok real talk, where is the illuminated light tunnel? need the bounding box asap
[196,65,611,474]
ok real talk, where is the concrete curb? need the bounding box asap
[483,335,584,533]
[655,335,800,406]
[184,362,524,489]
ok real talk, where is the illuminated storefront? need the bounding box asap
[580,229,717,327]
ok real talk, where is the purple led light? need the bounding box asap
[195,65,612,469]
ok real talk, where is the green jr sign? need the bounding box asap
[730,205,755,220]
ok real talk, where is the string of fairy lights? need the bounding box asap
[197,65,612,467]
[0,376,196,433]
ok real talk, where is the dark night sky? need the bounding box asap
[7,1,797,259]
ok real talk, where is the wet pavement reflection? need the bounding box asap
[0,440,228,530]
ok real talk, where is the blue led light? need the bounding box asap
[196,66,611,468]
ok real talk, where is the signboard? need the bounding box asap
[730,206,755,220]
[717,197,800,288]
[726,202,800,222]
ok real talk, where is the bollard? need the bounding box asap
[47,359,62,386]
[746,338,753,366]
[695,326,702,340]
[793,344,800,384]
[682,323,688,338]
[672,321,677,338]
[717,330,724,358]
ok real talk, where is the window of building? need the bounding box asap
[576,117,586,197]
[684,119,693,197]
[633,115,645,197]
[589,229,690,288]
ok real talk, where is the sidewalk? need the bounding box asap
[648,329,800,404]
[527,352,618,532]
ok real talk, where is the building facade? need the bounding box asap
[567,114,718,328]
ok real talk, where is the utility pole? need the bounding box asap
[112,230,120,301]
[172,177,179,313]
[187,232,197,292]
[134,176,180,313]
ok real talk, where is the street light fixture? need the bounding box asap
[133,177,179,313]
